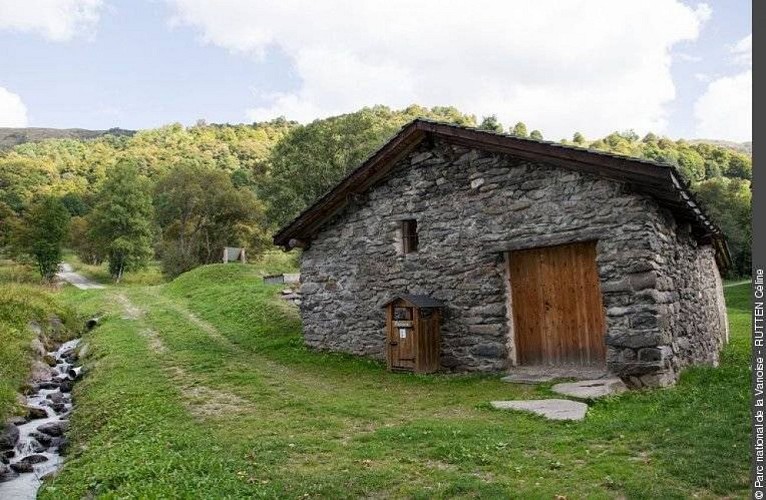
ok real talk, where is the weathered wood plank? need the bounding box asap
[509,241,606,367]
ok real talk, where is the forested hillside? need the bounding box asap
[0,105,752,277]
[0,127,135,149]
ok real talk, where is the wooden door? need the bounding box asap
[509,241,606,366]
[389,304,416,370]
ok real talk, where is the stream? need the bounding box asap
[0,338,83,499]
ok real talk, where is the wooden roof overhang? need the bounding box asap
[273,119,731,271]
[381,294,446,309]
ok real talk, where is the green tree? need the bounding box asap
[642,132,658,143]
[69,216,103,265]
[89,161,155,282]
[0,156,59,211]
[695,177,752,276]
[478,115,503,133]
[60,192,89,216]
[0,201,18,253]
[572,132,585,144]
[13,197,70,281]
[154,161,269,277]
[675,147,706,183]
[530,130,543,140]
[511,122,528,138]
[726,153,752,180]
[261,105,475,227]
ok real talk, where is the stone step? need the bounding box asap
[490,399,588,421]
[550,378,627,400]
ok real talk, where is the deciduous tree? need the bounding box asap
[154,161,269,277]
[13,197,70,281]
[89,161,154,282]
[511,122,528,137]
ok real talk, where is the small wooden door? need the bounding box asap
[509,241,606,366]
[389,304,416,370]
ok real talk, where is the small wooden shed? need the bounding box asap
[382,294,444,374]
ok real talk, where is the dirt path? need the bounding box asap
[113,290,251,419]
[57,263,105,290]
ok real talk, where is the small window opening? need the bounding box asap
[402,219,419,254]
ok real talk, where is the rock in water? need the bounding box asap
[20,454,49,465]
[47,391,65,404]
[6,416,26,426]
[0,424,19,450]
[43,354,57,367]
[29,432,52,447]
[29,439,47,453]
[0,463,18,482]
[9,462,33,473]
[36,421,67,437]
[25,406,48,420]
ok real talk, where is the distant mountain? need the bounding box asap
[690,139,751,156]
[0,127,135,148]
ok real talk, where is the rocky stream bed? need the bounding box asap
[0,336,86,499]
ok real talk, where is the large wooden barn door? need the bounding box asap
[509,241,606,366]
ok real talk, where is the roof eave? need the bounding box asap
[272,119,727,263]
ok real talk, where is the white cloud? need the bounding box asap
[694,69,751,141]
[168,0,710,138]
[676,53,702,62]
[0,87,28,126]
[693,33,752,141]
[730,33,752,66]
[0,0,103,41]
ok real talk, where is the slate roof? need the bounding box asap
[273,119,730,269]
[381,294,446,309]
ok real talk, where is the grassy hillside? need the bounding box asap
[40,264,750,498]
[0,261,78,421]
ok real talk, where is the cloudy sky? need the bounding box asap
[0,0,752,141]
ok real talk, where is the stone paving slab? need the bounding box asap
[501,366,608,384]
[490,399,588,421]
[551,378,627,400]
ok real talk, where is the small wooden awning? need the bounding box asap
[381,294,445,309]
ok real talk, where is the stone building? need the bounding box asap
[274,120,730,388]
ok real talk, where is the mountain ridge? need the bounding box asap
[0,127,135,148]
[0,125,751,155]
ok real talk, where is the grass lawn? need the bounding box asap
[39,263,749,498]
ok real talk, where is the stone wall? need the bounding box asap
[298,139,727,386]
